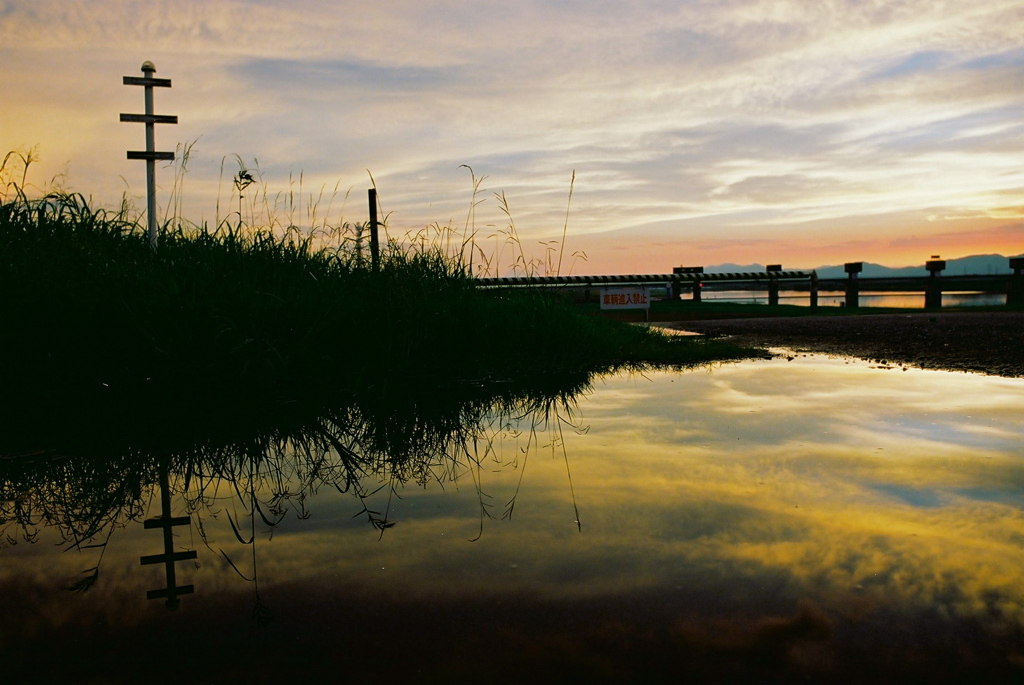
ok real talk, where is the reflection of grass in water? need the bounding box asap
[0,370,595,603]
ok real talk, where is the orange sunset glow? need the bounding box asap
[2,0,1022,274]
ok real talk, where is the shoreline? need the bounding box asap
[657,310,1024,378]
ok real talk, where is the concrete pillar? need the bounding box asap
[1009,257,1024,307]
[844,262,863,308]
[766,264,782,306]
[925,257,945,308]
[674,266,704,302]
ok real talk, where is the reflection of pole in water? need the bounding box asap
[140,466,195,609]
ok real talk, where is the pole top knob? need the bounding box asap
[141,61,156,73]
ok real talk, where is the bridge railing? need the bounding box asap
[475,263,1024,311]
[473,271,815,308]
[472,271,811,287]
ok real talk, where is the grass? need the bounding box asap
[0,184,753,447]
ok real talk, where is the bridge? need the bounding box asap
[473,258,1024,311]
[474,269,813,306]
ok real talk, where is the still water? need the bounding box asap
[701,289,1006,308]
[4,355,1024,683]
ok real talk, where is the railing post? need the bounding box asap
[766,264,782,305]
[121,61,176,251]
[844,262,862,308]
[1009,257,1024,307]
[925,257,945,308]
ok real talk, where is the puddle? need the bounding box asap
[4,354,1024,682]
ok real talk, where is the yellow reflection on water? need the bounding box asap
[570,355,1024,623]
[154,352,1024,630]
[6,353,1024,680]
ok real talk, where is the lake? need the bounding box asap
[3,353,1024,683]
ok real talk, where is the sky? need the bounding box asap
[2,0,1023,275]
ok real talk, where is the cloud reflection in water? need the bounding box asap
[577,358,1024,628]
[3,354,1024,681]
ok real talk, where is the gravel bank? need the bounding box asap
[658,311,1024,378]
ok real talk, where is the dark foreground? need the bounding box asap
[662,311,1024,377]
[5,324,1024,684]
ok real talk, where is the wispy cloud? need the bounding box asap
[2,0,1023,270]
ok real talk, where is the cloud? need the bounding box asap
[3,0,1024,270]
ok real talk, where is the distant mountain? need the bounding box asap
[813,262,920,279]
[703,263,767,273]
[706,254,1022,278]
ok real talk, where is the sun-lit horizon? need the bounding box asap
[2,0,1022,275]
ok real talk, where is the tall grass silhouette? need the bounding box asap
[0,155,752,441]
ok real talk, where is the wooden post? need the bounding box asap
[809,271,818,309]
[368,188,380,272]
[121,61,176,251]
[844,262,862,308]
[766,264,782,305]
[925,257,945,308]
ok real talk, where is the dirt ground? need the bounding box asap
[658,311,1024,378]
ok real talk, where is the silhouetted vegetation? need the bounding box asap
[0,188,752,444]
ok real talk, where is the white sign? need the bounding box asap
[600,286,651,310]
